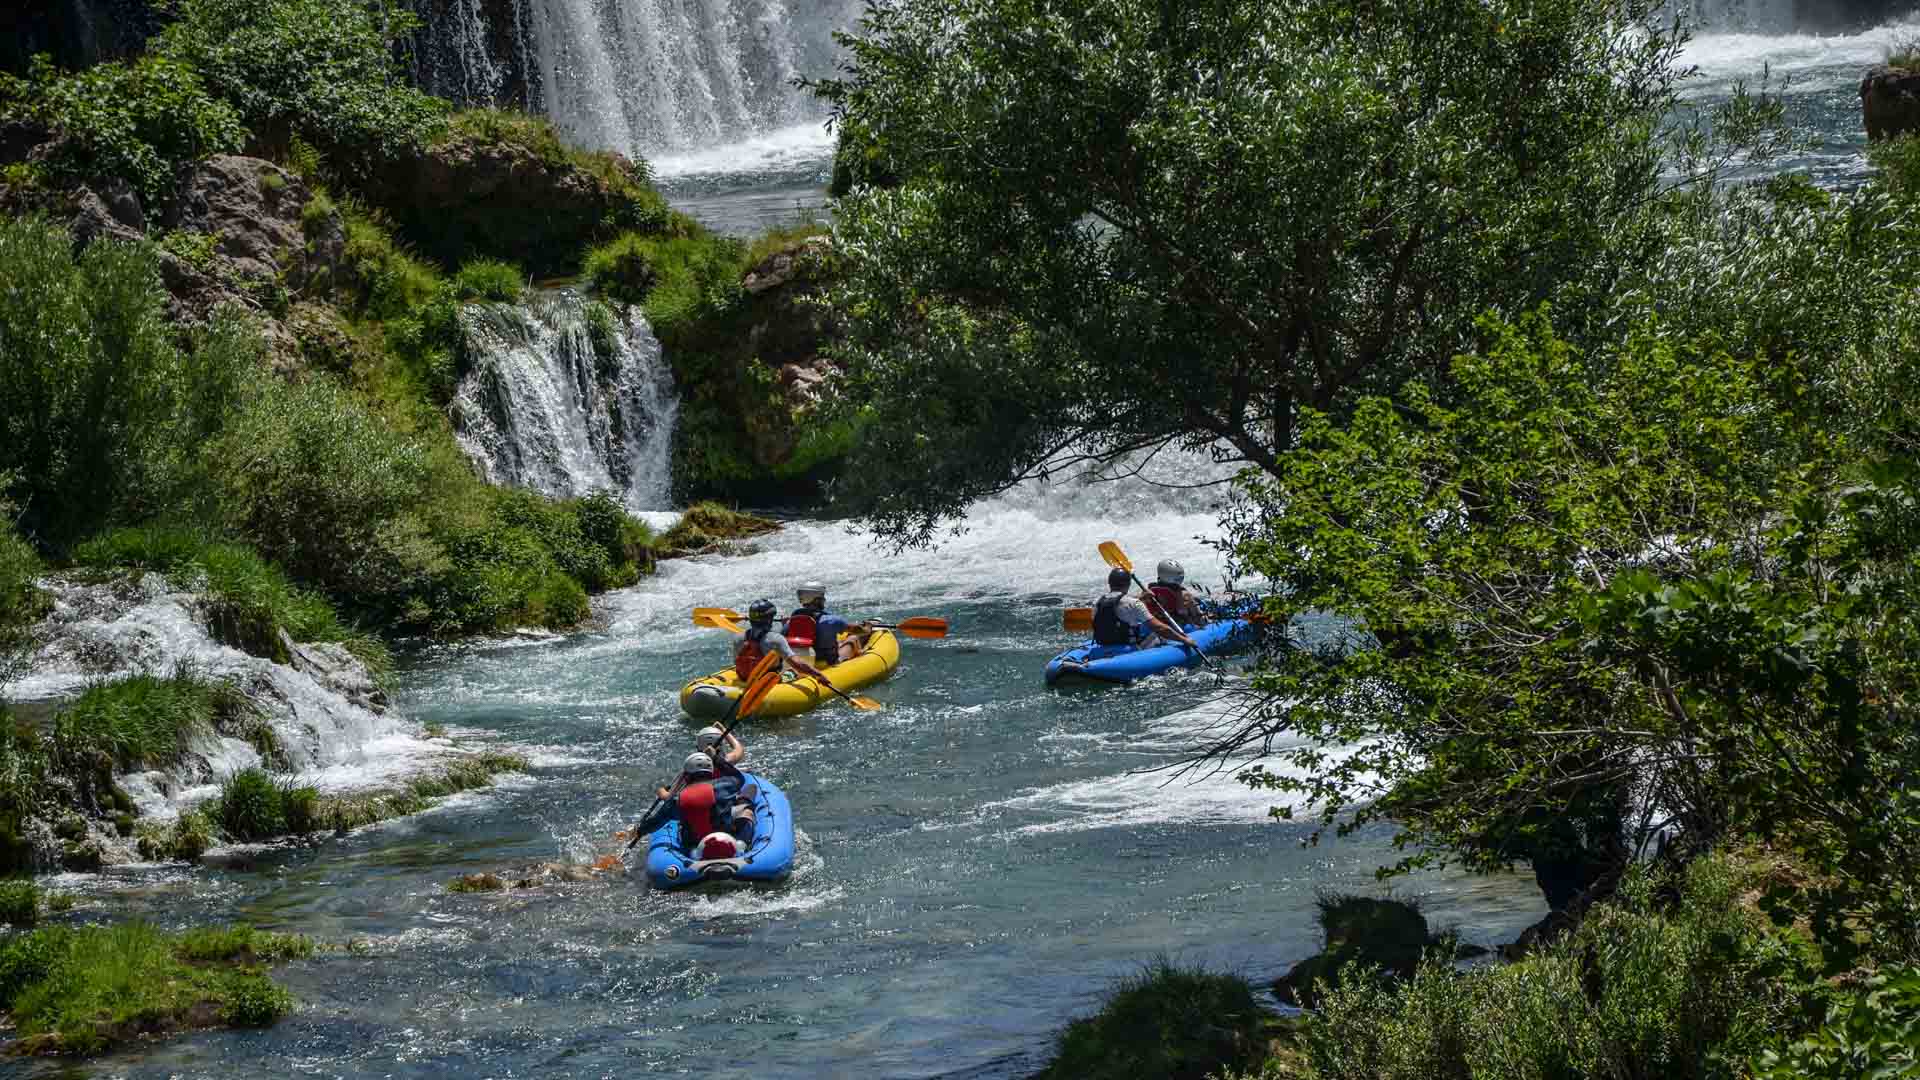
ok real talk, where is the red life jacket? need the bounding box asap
[679,781,718,839]
[1148,584,1187,624]
[785,612,817,649]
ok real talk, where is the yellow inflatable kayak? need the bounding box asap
[678,629,900,720]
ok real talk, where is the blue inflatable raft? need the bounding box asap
[1044,618,1255,687]
[645,772,795,889]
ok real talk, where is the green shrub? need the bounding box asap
[1871,135,1920,201]
[155,0,448,162]
[451,258,525,302]
[1754,966,1920,1078]
[155,229,222,273]
[1037,960,1270,1080]
[584,300,620,377]
[0,55,246,204]
[582,231,659,303]
[137,809,214,863]
[0,877,38,926]
[0,510,44,689]
[0,218,252,551]
[340,205,444,320]
[53,666,251,773]
[1304,856,1819,1080]
[0,925,70,1006]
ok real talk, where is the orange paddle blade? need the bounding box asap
[1063,608,1094,633]
[888,617,948,639]
[591,854,622,871]
[1098,541,1133,573]
[737,669,783,718]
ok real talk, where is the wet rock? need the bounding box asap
[1863,65,1920,141]
[282,632,388,714]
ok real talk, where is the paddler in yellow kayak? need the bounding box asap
[734,598,834,683]
[787,582,874,665]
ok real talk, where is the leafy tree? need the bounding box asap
[155,0,447,162]
[1215,298,1920,934]
[814,0,1774,544]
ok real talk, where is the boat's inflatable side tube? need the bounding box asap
[1044,618,1255,687]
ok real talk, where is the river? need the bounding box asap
[11,14,1913,1080]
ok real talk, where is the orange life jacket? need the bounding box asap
[733,625,773,680]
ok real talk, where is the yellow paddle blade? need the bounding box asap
[847,694,882,711]
[737,669,783,718]
[693,606,742,623]
[696,612,746,634]
[1098,541,1133,573]
[1063,608,1094,633]
[748,646,782,684]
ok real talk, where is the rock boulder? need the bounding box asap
[1862,65,1920,141]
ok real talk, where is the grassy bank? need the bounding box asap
[0,922,311,1055]
[137,752,529,860]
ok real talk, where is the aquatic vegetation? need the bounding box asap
[54,667,252,773]
[0,921,309,1056]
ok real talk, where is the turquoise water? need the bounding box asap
[13,488,1545,1078]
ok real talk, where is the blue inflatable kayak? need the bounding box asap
[645,772,795,889]
[1044,618,1255,687]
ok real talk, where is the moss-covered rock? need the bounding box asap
[653,503,781,560]
[356,109,667,276]
[651,228,856,504]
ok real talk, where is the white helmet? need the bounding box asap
[695,726,725,750]
[797,581,827,605]
[683,752,714,775]
[1156,559,1185,586]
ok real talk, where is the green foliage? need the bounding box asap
[172,925,314,964]
[814,0,1786,545]
[208,767,319,842]
[1,921,303,1054]
[445,109,662,205]
[155,0,448,162]
[1304,858,1818,1080]
[584,299,620,378]
[654,502,779,558]
[1037,960,1269,1080]
[0,508,45,690]
[155,229,222,273]
[0,55,245,204]
[136,809,214,863]
[0,217,253,551]
[0,877,38,926]
[339,204,445,321]
[1754,967,1920,1078]
[53,666,252,773]
[450,258,525,303]
[582,231,662,303]
[1871,135,1920,199]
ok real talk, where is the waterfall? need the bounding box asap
[451,290,677,510]
[412,0,860,159]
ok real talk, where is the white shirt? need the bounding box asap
[1102,592,1154,628]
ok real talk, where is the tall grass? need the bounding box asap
[1038,960,1271,1080]
[52,665,251,772]
[1,921,304,1053]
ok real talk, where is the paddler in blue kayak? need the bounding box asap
[639,751,759,859]
[787,582,873,665]
[1147,559,1212,627]
[1093,566,1198,650]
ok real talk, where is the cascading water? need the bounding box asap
[451,290,677,510]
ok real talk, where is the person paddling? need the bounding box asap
[787,582,872,666]
[733,597,833,684]
[1147,559,1211,627]
[636,752,758,859]
[1092,566,1195,649]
